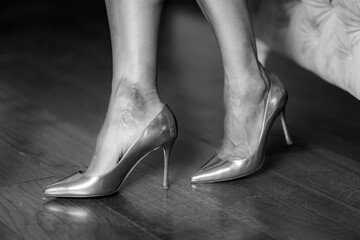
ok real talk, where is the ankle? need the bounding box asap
[224,77,268,105]
[110,79,162,113]
[224,62,270,103]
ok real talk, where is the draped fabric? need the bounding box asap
[252,0,360,99]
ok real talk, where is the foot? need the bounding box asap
[85,80,164,176]
[217,66,270,160]
[191,68,287,183]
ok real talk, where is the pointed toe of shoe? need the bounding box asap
[42,172,91,197]
[191,155,235,183]
[43,179,76,197]
[190,172,205,183]
[191,172,215,183]
[191,154,259,183]
[43,184,66,197]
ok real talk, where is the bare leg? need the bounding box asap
[196,0,269,159]
[86,0,165,176]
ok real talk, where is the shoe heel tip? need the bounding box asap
[163,185,169,190]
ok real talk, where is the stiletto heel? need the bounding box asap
[162,139,175,190]
[191,71,291,183]
[280,111,293,145]
[43,104,177,198]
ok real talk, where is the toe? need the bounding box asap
[191,155,232,183]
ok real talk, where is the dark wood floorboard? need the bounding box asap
[0,221,21,240]
[0,1,360,239]
[0,178,160,240]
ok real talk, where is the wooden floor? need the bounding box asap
[1,1,360,239]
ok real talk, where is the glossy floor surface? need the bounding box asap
[1,1,360,239]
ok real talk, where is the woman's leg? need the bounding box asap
[86,0,165,176]
[196,0,269,159]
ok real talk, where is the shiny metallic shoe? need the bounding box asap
[191,72,292,183]
[43,105,177,197]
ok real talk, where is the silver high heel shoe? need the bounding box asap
[191,72,292,183]
[43,105,177,197]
